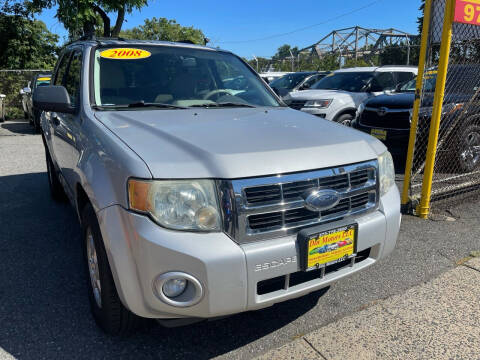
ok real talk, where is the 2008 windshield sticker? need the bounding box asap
[100,48,151,60]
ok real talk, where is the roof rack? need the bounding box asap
[65,34,127,46]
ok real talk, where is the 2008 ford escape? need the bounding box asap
[33,38,401,335]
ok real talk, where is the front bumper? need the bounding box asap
[97,186,400,319]
[354,123,410,158]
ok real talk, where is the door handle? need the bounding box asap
[52,115,60,126]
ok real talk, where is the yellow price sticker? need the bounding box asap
[100,48,151,60]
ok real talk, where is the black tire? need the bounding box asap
[335,113,354,127]
[81,203,142,335]
[453,123,480,173]
[45,148,67,202]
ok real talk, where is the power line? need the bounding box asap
[218,0,386,44]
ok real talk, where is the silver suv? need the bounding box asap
[34,39,401,334]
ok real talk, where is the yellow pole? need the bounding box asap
[417,0,455,218]
[401,0,433,207]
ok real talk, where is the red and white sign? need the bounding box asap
[454,0,480,26]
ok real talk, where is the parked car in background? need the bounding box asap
[284,66,417,126]
[20,72,51,132]
[34,38,400,335]
[354,65,480,172]
[269,71,330,98]
[259,71,292,83]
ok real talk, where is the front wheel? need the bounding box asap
[335,113,354,127]
[454,123,480,173]
[82,204,143,335]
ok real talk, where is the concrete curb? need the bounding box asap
[256,257,480,360]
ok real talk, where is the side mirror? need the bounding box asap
[20,87,31,95]
[33,85,74,113]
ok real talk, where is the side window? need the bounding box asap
[304,75,321,87]
[54,52,71,86]
[371,72,395,91]
[395,72,415,86]
[64,50,83,108]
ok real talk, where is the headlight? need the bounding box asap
[378,151,395,197]
[305,99,333,108]
[128,179,221,231]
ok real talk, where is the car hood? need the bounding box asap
[366,92,415,108]
[366,91,472,110]
[286,89,359,101]
[94,107,385,179]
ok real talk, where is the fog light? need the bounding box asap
[153,272,204,307]
[162,278,187,298]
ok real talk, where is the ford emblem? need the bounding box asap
[303,189,341,212]
[377,107,389,117]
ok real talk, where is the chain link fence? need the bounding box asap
[405,0,480,213]
[0,69,51,119]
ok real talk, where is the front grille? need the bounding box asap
[288,100,307,110]
[359,108,411,130]
[257,247,371,295]
[244,169,368,204]
[229,161,378,243]
[248,192,370,231]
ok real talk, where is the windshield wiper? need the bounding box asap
[92,101,187,110]
[127,101,187,109]
[189,102,256,108]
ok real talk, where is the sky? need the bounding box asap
[37,0,422,59]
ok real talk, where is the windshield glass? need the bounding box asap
[270,73,312,90]
[312,72,375,92]
[399,71,437,92]
[93,46,280,108]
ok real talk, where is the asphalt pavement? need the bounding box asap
[1,120,479,360]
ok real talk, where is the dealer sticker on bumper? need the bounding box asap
[305,225,356,271]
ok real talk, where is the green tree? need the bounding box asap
[0,15,58,69]
[30,0,148,37]
[121,17,206,44]
[418,0,426,34]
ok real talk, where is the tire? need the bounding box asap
[45,148,67,202]
[453,123,480,173]
[335,113,354,127]
[82,203,142,335]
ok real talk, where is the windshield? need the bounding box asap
[93,46,280,108]
[399,71,437,92]
[312,72,375,92]
[270,73,313,90]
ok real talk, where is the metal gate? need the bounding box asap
[402,0,480,218]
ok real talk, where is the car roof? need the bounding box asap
[67,38,229,54]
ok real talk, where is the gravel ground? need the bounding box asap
[1,120,479,360]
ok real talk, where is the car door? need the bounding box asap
[49,49,78,198]
[54,48,84,197]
